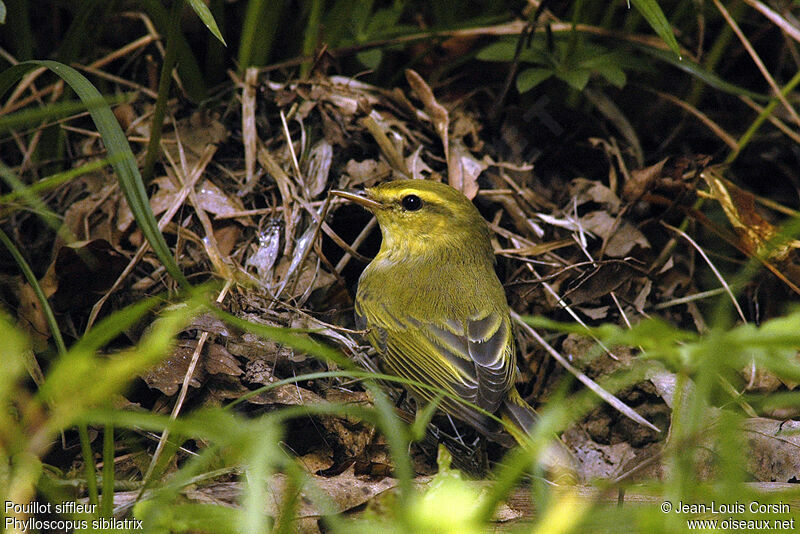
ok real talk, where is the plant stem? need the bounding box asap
[141,0,183,184]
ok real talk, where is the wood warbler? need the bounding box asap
[332,179,539,446]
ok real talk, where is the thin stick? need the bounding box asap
[511,311,660,433]
[661,221,746,323]
[713,0,800,128]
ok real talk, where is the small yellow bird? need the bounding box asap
[333,179,538,445]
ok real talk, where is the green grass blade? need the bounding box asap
[186,0,226,45]
[0,226,67,356]
[138,0,207,101]
[78,425,99,511]
[638,46,769,101]
[629,0,680,56]
[301,0,324,77]
[237,0,283,69]
[0,61,190,289]
[101,424,115,517]
[140,0,182,185]
[0,158,109,205]
[0,94,129,133]
[210,307,354,368]
[0,161,69,238]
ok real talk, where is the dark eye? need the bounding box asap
[401,194,422,211]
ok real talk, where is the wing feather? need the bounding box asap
[356,292,515,426]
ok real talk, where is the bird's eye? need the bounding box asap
[401,194,422,211]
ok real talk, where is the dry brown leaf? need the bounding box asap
[343,158,391,186]
[569,177,622,212]
[305,140,333,197]
[227,330,292,362]
[245,222,282,280]
[447,138,483,200]
[245,384,325,406]
[405,146,433,180]
[184,466,398,519]
[562,425,646,481]
[195,179,247,218]
[405,69,452,182]
[204,343,243,377]
[404,69,449,152]
[622,158,668,201]
[141,340,205,396]
[273,254,337,300]
[213,223,241,257]
[242,67,259,188]
[44,239,128,312]
[161,111,228,170]
[297,448,335,474]
[742,418,800,483]
[62,181,121,244]
[579,211,650,257]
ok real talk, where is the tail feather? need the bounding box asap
[501,388,537,435]
[499,388,579,483]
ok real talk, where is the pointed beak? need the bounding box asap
[331,189,383,211]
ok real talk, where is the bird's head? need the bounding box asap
[332,179,493,261]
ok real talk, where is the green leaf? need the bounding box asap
[639,46,769,101]
[478,38,554,67]
[557,67,591,91]
[0,2,7,25]
[356,48,383,70]
[365,2,405,36]
[578,52,629,88]
[516,67,553,93]
[519,45,555,66]
[629,0,680,56]
[476,40,517,62]
[186,0,226,45]
[0,60,190,289]
[595,64,627,88]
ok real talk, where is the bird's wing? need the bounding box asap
[426,312,516,414]
[356,299,515,423]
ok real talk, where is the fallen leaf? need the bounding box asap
[305,140,333,197]
[204,343,242,377]
[141,340,205,396]
[569,177,622,212]
[623,158,668,201]
[196,179,247,218]
[580,211,650,257]
[447,138,483,199]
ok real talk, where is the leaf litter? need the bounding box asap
[4,61,800,528]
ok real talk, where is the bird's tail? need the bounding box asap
[501,388,538,438]
[500,388,578,483]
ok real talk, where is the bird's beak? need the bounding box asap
[330,189,383,210]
